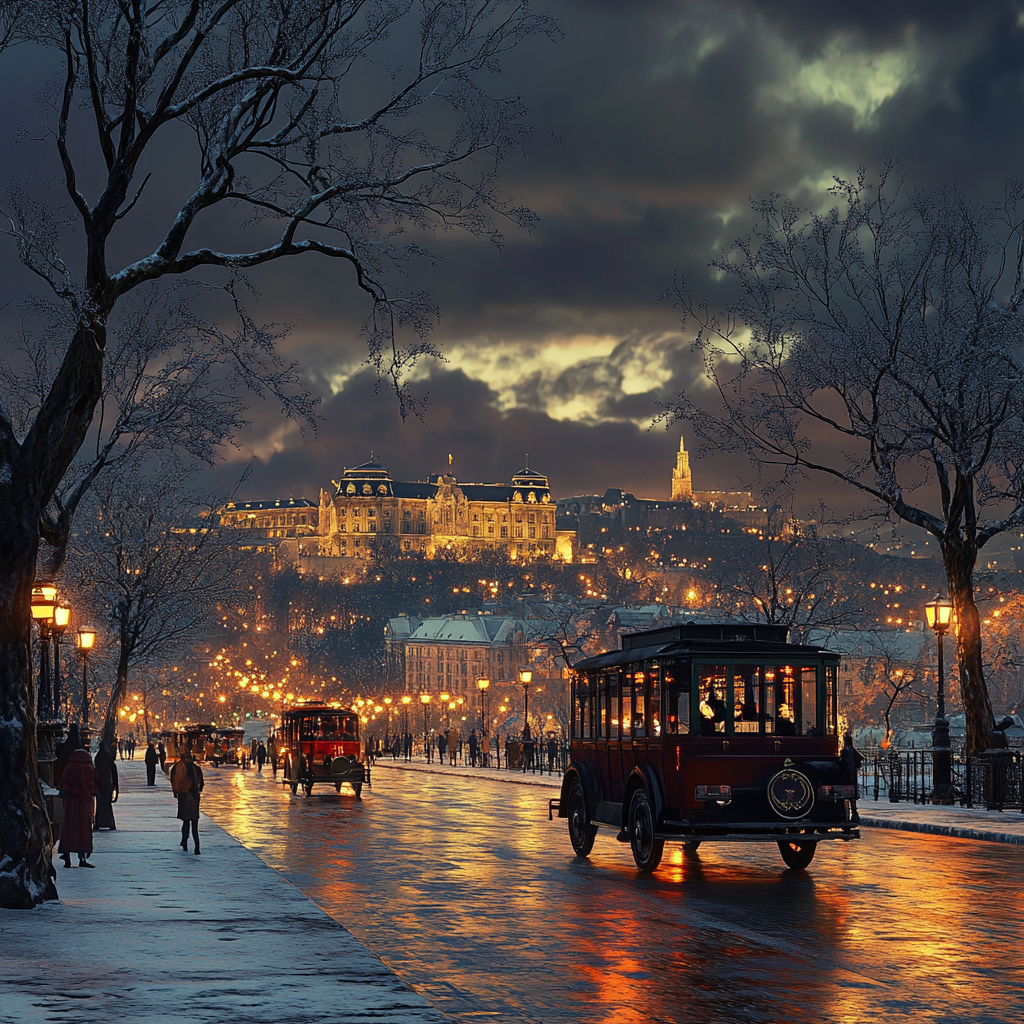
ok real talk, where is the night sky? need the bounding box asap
[6,2,1024,509]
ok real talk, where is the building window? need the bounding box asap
[339,524,346,532]
[542,514,549,524]
[515,514,523,523]
[369,522,377,532]
[473,526,480,537]
[487,525,494,535]
[529,526,536,539]
[528,514,535,524]
[383,508,391,517]
[500,526,508,538]
[354,508,361,517]
[473,513,479,521]
[403,509,411,519]
[515,526,523,538]
[353,523,360,532]
[368,508,376,517]
[340,508,347,517]
[543,526,549,538]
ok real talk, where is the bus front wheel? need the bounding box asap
[778,839,816,870]
[628,788,664,874]
[567,779,597,857]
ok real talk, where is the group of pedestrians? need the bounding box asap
[117,735,138,759]
[54,726,206,868]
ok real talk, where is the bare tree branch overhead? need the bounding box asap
[0,0,556,909]
[662,165,1024,756]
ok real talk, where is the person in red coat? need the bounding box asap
[57,748,100,868]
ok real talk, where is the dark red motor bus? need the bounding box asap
[557,622,859,871]
[279,702,370,798]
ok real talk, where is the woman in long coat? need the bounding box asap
[93,741,118,830]
[170,751,204,854]
[57,748,99,867]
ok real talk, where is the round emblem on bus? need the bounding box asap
[767,769,814,819]
[332,755,352,774]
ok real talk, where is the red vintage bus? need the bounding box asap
[557,622,859,871]
[279,702,369,798]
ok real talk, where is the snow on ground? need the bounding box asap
[0,760,444,1024]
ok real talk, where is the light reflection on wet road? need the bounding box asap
[200,765,1024,1023]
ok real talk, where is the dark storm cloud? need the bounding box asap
[6,2,1024,507]
[232,367,714,501]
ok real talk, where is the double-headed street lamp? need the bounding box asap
[925,594,954,804]
[477,678,490,767]
[76,625,97,729]
[30,583,57,718]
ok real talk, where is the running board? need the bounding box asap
[652,830,860,844]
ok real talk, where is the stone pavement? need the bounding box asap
[376,757,1024,844]
[0,760,443,1024]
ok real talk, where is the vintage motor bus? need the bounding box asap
[163,724,218,762]
[558,623,859,871]
[208,727,245,767]
[279,702,369,798]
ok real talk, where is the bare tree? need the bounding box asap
[666,167,1024,755]
[68,467,240,750]
[0,0,554,906]
[718,510,862,642]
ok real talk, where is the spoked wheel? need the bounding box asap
[567,779,597,857]
[777,839,816,870]
[628,788,664,874]
[683,841,701,856]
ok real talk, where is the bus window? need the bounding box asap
[824,664,837,735]
[608,671,620,740]
[597,672,609,739]
[733,665,761,733]
[649,661,662,737]
[800,668,818,736]
[574,674,594,739]
[663,660,689,734]
[697,665,728,735]
[632,671,646,738]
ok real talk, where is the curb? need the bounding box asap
[858,815,1024,845]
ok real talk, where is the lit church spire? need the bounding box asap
[671,436,692,500]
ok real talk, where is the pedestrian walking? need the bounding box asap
[546,734,557,773]
[129,735,137,759]
[449,727,460,766]
[170,751,204,854]
[404,732,412,761]
[55,723,82,788]
[93,740,119,831]
[157,740,167,771]
[256,741,267,772]
[144,741,159,786]
[437,731,447,764]
[268,734,279,777]
[839,732,864,824]
[56,741,99,868]
[468,729,478,767]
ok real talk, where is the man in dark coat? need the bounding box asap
[170,751,204,854]
[57,747,99,867]
[144,741,159,786]
[93,741,118,830]
[256,741,267,772]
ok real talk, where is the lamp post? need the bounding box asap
[52,605,70,720]
[76,626,97,731]
[30,583,57,718]
[420,693,432,761]
[925,594,954,804]
[477,678,490,767]
[519,669,532,739]
[402,695,412,760]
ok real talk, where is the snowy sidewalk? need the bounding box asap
[0,760,443,1024]
[857,798,1024,845]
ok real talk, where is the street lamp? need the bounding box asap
[76,626,97,729]
[420,693,432,761]
[52,605,70,720]
[477,678,490,766]
[519,669,532,739]
[31,584,57,718]
[924,594,954,804]
[401,695,412,759]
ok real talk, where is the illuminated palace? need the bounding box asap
[316,458,575,562]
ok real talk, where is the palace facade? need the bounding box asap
[316,459,575,562]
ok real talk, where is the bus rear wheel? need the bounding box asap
[777,839,816,870]
[567,779,597,857]
[628,788,664,874]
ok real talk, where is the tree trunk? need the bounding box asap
[0,490,58,908]
[942,539,1005,755]
[101,643,132,752]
